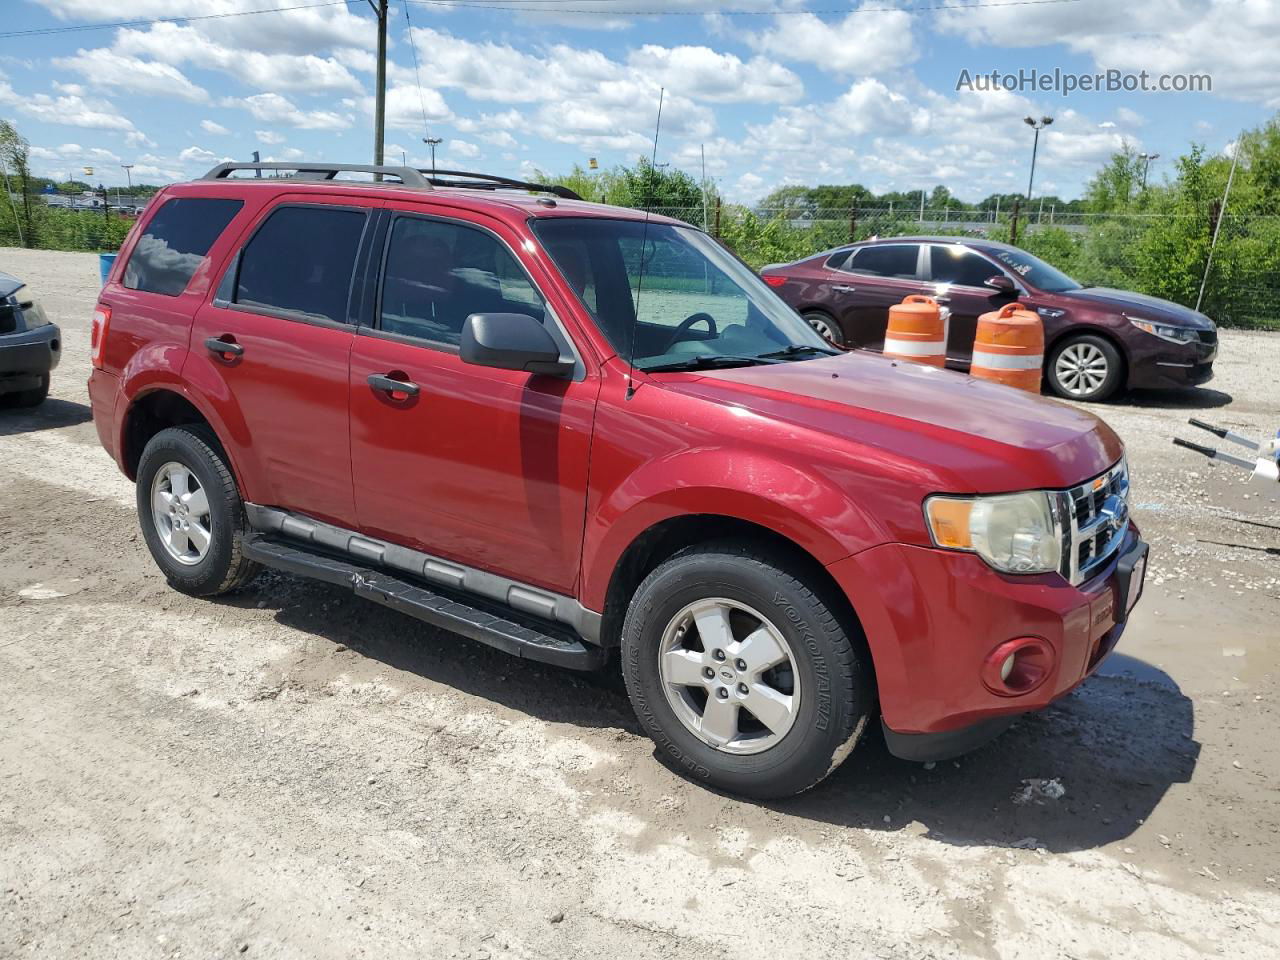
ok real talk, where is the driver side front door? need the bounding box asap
[347,207,599,595]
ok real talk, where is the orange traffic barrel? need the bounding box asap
[970,302,1044,392]
[884,295,947,367]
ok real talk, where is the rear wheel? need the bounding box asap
[621,541,872,799]
[136,425,261,596]
[1047,334,1123,402]
[802,311,845,347]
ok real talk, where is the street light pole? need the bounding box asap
[121,163,133,206]
[423,136,442,173]
[1023,115,1054,202]
[369,0,388,169]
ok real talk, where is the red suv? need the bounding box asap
[88,163,1148,798]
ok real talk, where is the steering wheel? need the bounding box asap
[662,313,718,353]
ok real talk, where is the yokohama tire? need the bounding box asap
[621,540,873,799]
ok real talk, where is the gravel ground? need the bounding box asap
[2,248,1277,960]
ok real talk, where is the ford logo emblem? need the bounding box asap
[1099,494,1128,530]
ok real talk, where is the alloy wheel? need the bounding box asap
[805,314,838,344]
[1055,341,1110,397]
[150,461,212,566]
[658,598,800,754]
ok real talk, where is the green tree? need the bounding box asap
[0,119,36,247]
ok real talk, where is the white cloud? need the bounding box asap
[55,48,207,102]
[200,120,230,136]
[0,81,136,132]
[627,45,803,103]
[255,129,286,145]
[114,23,363,95]
[936,0,1280,108]
[239,93,351,131]
[748,7,917,76]
[178,145,217,165]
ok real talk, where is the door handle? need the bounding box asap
[367,372,420,397]
[831,284,856,293]
[205,336,243,358]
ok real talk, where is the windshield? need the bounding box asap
[532,217,833,370]
[989,248,1081,293]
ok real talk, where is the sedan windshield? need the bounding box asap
[532,217,834,370]
[989,248,1081,293]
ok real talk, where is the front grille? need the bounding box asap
[1062,458,1130,585]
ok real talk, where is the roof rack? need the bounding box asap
[421,169,583,201]
[202,162,431,187]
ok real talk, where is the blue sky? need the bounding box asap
[1,0,1275,203]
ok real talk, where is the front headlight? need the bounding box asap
[1128,316,1197,344]
[924,491,1062,575]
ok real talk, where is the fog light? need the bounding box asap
[981,637,1054,697]
[1000,653,1016,682]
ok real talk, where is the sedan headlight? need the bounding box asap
[1128,316,1197,344]
[924,491,1062,574]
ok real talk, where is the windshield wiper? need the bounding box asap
[755,344,841,360]
[642,355,779,373]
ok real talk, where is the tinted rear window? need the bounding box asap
[234,206,367,324]
[846,244,920,280]
[123,197,243,296]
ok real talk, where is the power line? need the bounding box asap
[0,1,359,40]
[405,0,1082,13]
[0,0,1082,39]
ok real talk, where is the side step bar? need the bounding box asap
[241,536,607,671]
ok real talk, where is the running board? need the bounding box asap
[241,536,607,671]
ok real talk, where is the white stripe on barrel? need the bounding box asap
[970,349,1043,370]
[884,337,946,358]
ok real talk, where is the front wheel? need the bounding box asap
[621,541,873,799]
[802,311,845,347]
[136,425,261,596]
[1047,334,1123,402]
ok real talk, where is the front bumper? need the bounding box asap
[827,526,1147,757]
[1128,338,1216,390]
[0,322,61,391]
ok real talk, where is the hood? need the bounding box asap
[1062,287,1214,328]
[0,270,24,300]
[662,351,1123,494]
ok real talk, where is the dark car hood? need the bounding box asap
[0,270,25,299]
[1060,287,1214,328]
[663,350,1123,494]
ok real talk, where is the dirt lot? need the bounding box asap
[2,248,1277,959]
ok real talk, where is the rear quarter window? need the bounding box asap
[123,196,243,297]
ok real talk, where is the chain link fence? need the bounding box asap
[647,204,1278,331]
[1,191,1275,330]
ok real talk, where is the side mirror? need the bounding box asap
[985,275,1016,294]
[460,313,573,377]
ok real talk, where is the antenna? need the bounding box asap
[627,86,664,401]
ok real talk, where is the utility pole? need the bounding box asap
[1023,115,1053,202]
[1139,152,1160,190]
[423,136,442,173]
[700,144,709,232]
[370,0,388,169]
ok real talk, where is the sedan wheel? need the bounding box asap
[802,312,843,346]
[1048,334,1123,402]
[658,597,799,754]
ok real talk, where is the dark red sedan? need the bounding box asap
[761,236,1218,402]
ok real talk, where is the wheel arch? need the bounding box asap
[120,386,244,488]
[596,513,869,660]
